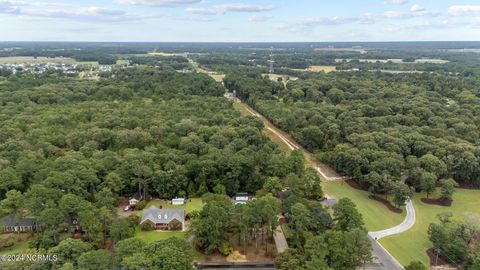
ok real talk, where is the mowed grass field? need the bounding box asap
[134,226,186,243]
[380,188,480,266]
[322,181,406,231]
[141,198,204,215]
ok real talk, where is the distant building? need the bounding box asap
[234,193,252,205]
[172,198,185,205]
[140,206,185,231]
[1,213,40,233]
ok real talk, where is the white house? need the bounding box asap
[129,191,143,206]
[234,193,251,205]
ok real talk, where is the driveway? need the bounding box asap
[369,200,416,240]
[272,225,288,254]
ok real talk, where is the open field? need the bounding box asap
[380,188,480,266]
[0,56,77,64]
[209,73,225,83]
[323,181,406,232]
[148,52,184,57]
[307,65,337,72]
[0,56,128,66]
[335,58,449,64]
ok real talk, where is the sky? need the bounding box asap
[0,0,479,42]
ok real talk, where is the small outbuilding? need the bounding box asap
[234,192,252,205]
[129,191,143,206]
[172,198,185,205]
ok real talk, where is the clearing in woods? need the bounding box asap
[307,65,337,72]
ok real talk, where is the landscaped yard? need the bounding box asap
[322,181,406,232]
[134,226,186,243]
[133,198,202,243]
[380,188,480,266]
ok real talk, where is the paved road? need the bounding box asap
[369,200,416,240]
[366,236,404,270]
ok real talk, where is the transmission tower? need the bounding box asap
[268,48,274,74]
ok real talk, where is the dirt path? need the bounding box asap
[230,96,409,270]
[273,225,288,254]
[234,98,345,181]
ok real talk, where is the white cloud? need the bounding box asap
[386,0,407,5]
[248,14,272,22]
[0,1,155,22]
[410,4,425,13]
[187,3,275,15]
[114,0,202,7]
[448,5,480,16]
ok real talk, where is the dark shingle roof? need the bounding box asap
[0,213,37,227]
[130,191,143,201]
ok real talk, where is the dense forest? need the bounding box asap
[3,42,480,268]
[0,52,376,269]
[224,69,480,198]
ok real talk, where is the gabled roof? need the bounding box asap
[140,206,185,225]
[0,213,37,227]
[130,191,143,201]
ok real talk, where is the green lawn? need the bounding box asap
[0,241,31,255]
[322,181,406,232]
[141,198,204,215]
[380,188,480,266]
[134,226,186,243]
[0,234,32,255]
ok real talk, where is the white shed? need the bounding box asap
[172,198,185,205]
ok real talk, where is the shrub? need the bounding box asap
[168,219,182,231]
[141,221,155,231]
[136,200,147,210]
[219,242,232,256]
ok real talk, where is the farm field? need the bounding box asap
[380,188,480,266]
[335,58,449,64]
[0,56,128,66]
[307,65,337,72]
[0,56,77,64]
